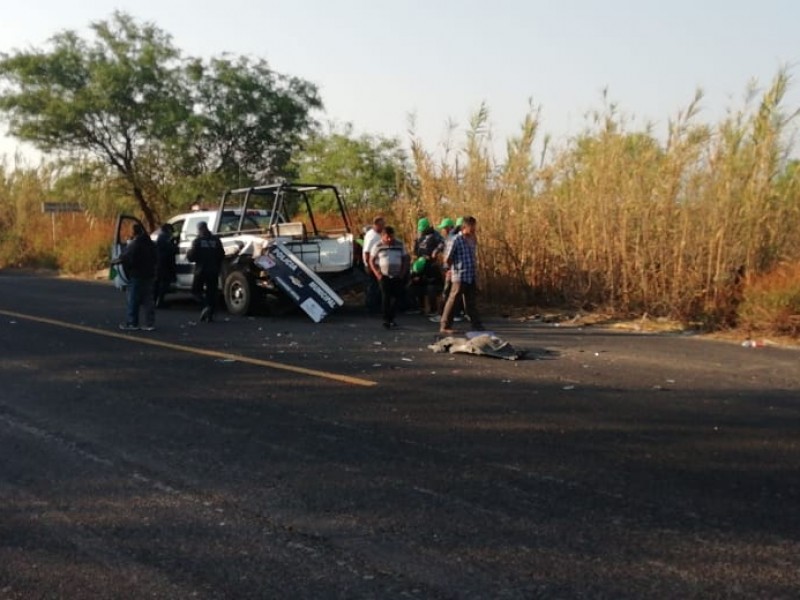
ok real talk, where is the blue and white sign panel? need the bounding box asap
[255,241,343,323]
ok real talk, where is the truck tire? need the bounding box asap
[224,270,255,316]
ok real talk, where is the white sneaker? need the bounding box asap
[141,325,156,331]
[428,315,441,323]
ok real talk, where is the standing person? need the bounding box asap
[414,217,443,260]
[411,217,444,315]
[436,217,455,248]
[439,216,484,334]
[370,226,409,329]
[362,215,385,314]
[187,221,225,322]
[153,223,177,308]
[115,224,157,331]
[430,217,463,323]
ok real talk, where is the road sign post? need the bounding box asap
[41,202,83,213]
[41,202,84,247]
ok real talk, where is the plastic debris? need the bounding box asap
[465,330,496,339]
[741,340,765,348]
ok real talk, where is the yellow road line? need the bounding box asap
[0,309,377,387]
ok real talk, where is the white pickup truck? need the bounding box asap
[112,183,366,321]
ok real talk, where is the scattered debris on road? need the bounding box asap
[741,339,771,348]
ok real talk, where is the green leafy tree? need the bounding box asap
[185,55,322,184]
[0,12,187,228]
[0,12,322,229]
[292,123,407,211]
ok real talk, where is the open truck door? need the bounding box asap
[111,214,147,289]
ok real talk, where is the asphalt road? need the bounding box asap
[1,272,798,599]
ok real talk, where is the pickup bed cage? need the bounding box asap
[219,182,355,238]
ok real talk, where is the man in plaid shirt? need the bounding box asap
[439,215,484,334]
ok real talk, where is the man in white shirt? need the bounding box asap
[362,216,385,314]
[370,226,409,329]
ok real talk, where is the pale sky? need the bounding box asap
[1,0,798,162]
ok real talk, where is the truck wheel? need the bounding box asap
[224,271,254,316]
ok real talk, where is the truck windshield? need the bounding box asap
[218,210,282,233]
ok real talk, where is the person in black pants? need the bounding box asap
[362,216,385,314]
[153,223,177,308]
[187,221,225,322]
[114,224,157,331]
[369,226,409,329]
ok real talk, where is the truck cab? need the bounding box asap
[164,208,283,291]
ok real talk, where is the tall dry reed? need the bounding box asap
[396,71,800,327]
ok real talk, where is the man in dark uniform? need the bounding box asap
[153,223,177,308]
[115,223,157,331]
[187,221,225,322]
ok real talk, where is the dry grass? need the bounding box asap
[391,71,800,333]
[738,261,800,337]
